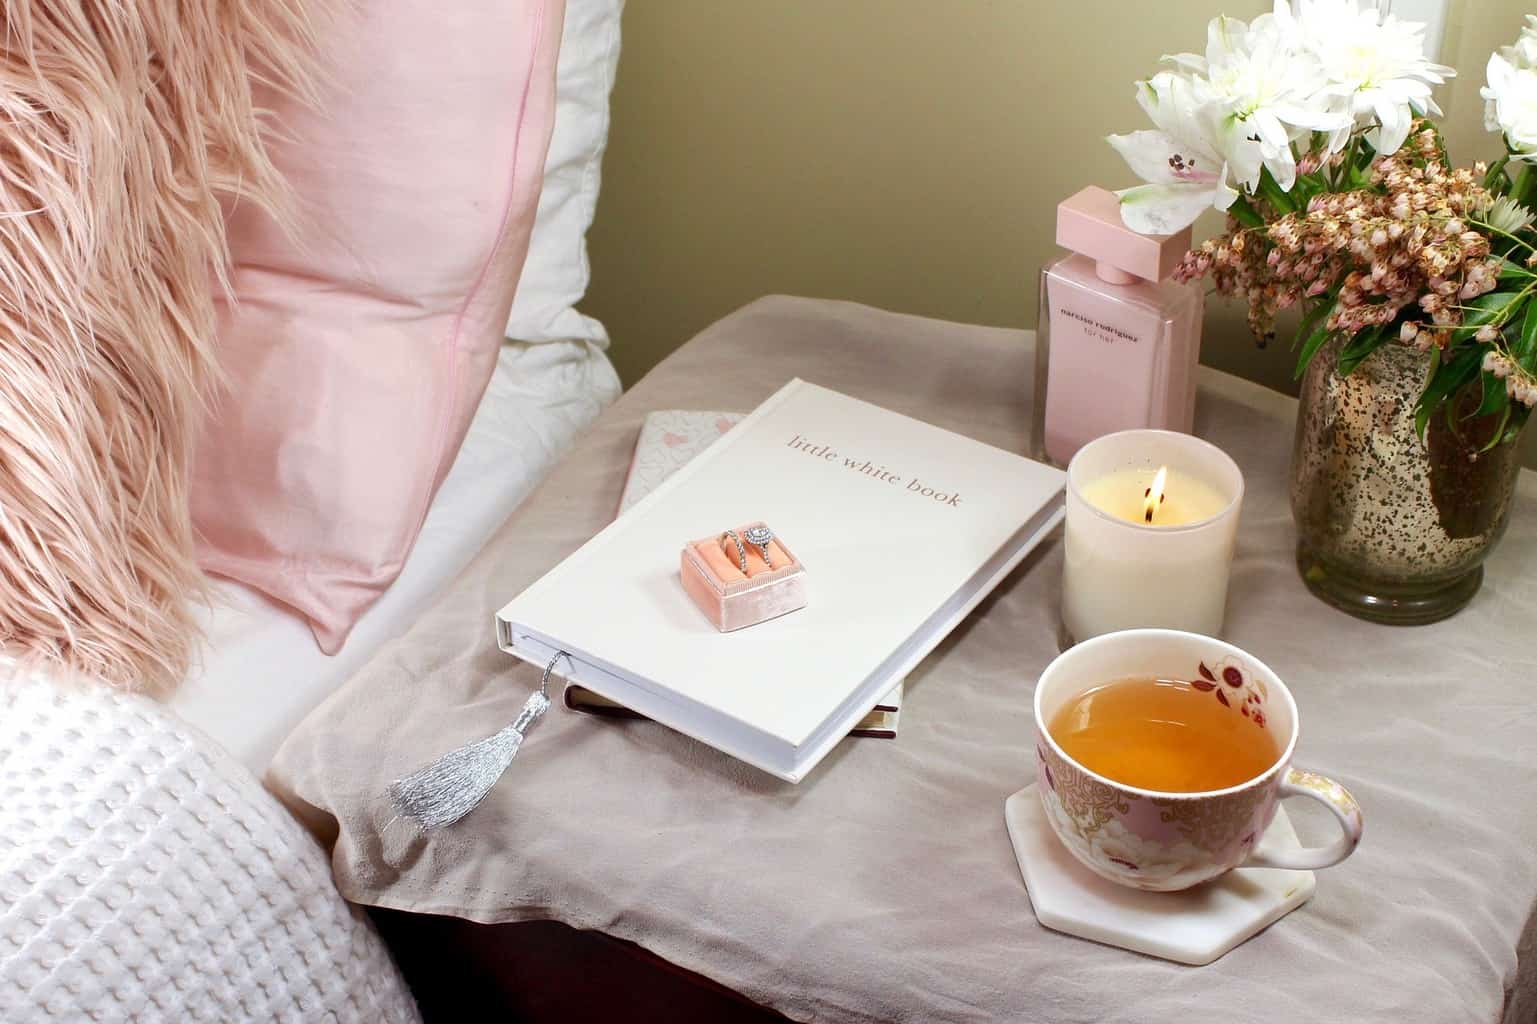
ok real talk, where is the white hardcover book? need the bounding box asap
[496,379,1065,782]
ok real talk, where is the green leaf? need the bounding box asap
[1292,298,1331,346]
[1481,403,1514,452]
[1289,183,1314,211]
[1474,368,1511,418]
[1226,196,1264,230]
[1294,321,1333,380]
[1450,291,1522,343]
[1506,405,1532,443]
[1415,347,1483,438]
[1497,259,1537,288]
[1516,164,1537,209]
[1257,167,1296,215]
[1336,324,1388,377]
[1517,297,1537,366]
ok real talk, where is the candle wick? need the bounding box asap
[1144,508,1153,523]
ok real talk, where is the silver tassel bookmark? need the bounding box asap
[389,651,570,830]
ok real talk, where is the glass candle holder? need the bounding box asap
[1062,429,1244,645]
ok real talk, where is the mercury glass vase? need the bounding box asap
[1290,336,1524,624]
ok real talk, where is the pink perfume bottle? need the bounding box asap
[1031,186,1203,467]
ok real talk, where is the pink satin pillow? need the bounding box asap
[193,0,564,652]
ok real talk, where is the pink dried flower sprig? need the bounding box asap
[1484,350,1537,407]
[1175,121,1537,422]
[1176,128,1499,348]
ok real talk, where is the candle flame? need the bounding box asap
[1143,466,1168,524]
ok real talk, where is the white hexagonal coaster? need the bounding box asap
[1005,784,1315,966]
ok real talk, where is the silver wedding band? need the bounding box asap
[720,530,749,574]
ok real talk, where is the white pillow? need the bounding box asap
[504,0,623,347]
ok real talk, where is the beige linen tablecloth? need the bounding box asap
[270,296,1537,1023]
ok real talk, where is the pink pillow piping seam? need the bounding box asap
[386,0,555,594]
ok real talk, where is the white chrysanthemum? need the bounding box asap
[1483,52,1537,161]
[1277,0,1454,156]
[1167,14,1347,190]
[1501,14,1537,71]
[1108,14,1345,234]
[1483,194,1536,235]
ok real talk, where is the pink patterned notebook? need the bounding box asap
[617,410,743,515]
[580,410,901,737]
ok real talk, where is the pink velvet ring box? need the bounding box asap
[681,522,808,632]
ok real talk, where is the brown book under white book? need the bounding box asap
[566,678,903,738]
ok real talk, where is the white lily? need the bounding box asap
[1277,0,1453,157]
[1108,71,1239,235]
[1483,51,1537,161]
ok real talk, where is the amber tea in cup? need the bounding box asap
[1034,630,1364,891]
[1047,675,1281,793]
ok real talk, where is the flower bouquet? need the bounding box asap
[1108,1,1537,622]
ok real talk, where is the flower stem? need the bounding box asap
[1470,218,1537,255]
[1450,281,1537,327]
[1485,155,1512,192]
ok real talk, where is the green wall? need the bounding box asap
[584,1,1534,464]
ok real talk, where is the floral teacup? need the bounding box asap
[1033,629,1362,892]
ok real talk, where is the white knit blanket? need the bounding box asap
[0,669,420,1022]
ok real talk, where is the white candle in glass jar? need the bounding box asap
[1061,429,1244,643]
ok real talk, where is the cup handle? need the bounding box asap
[1243,767,1363,871]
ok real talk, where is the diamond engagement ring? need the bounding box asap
[720,530,749,574]
[744,524,775,569]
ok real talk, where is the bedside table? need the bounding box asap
[272,296,1537,1023]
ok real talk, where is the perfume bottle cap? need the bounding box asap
[1056,186,1192,283]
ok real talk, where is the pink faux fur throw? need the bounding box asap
[0,2,319,694]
